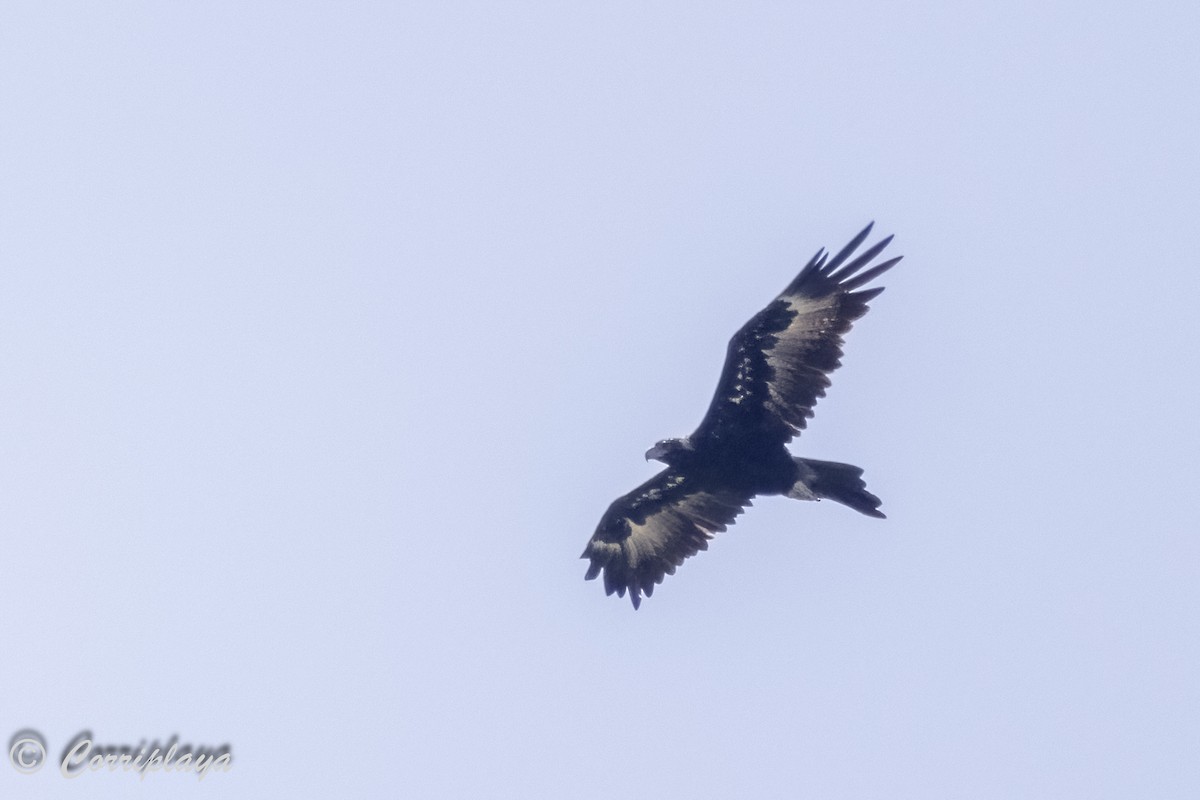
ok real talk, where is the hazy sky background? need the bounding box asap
[2,2,1198,797]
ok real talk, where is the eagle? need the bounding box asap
[581,223,900,609]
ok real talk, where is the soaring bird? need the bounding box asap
[581,223,899,608]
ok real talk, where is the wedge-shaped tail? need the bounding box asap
[788,457,885,519]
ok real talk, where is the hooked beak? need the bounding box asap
[645,443,668,462]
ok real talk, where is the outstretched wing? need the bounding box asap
[693,222,900,446]
[582,470,751,609]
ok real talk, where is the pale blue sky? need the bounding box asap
[2,2,1198,797]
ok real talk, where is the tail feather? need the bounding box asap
[789,457,885,518]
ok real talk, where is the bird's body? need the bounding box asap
[582,223,900,608]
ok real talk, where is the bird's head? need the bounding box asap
[645,437,695,466]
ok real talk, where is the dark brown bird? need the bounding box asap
[581,223,900,608]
